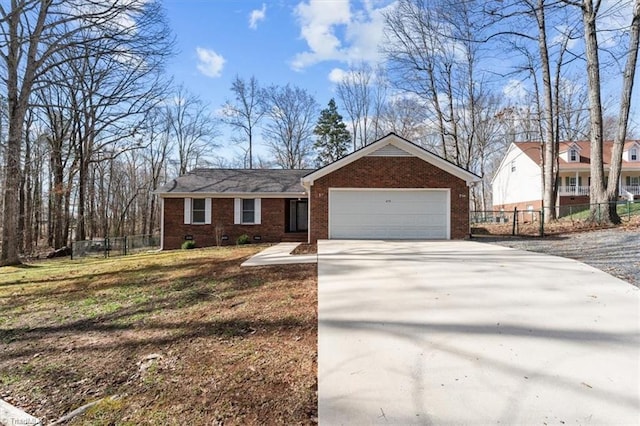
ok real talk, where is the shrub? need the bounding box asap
[181,240,196,250]
[236,234,250,245]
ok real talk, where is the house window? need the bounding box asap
[242,199,255,223]
[511,160,516,172]
[631,148,638,161]
[192,199,206,224]
[627,176,640,186]
[569,149,578,162]
[184,198,211,225]
[567,177,577,187]
[234,198,261,225]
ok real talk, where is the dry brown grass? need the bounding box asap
[0,246,317,425]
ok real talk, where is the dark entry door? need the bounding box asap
[289,200,308,232]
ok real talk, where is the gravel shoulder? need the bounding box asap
[477,227,640,288]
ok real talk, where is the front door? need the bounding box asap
[289,200,308,232]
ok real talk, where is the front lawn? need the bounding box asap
[0,246,317,424]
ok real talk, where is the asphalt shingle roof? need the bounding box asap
[157,168,314,194]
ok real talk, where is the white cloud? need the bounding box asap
[196,47,225,78]
[291,0,395,71]
[249,4,267,30]
[503,79,527,100]
[551,25,579,50]
[328,67,347,83]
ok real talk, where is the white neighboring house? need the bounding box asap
[492,140,640,213]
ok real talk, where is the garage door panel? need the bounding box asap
[329,189,449,240]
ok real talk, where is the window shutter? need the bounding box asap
[184,198,191,224]
[204,198,212,225]
[627,176,631,185]
[578,177,582,186]
[254,198,261,225]
[234,198,241,224]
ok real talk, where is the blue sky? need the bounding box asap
[161,0,639,162]
[163,0,392,113]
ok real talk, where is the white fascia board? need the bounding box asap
[302,133,480,186]
[158,192,308,199]
[558,165,590,172]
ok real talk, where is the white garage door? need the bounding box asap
[329,189,450,239]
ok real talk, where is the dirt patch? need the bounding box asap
[291,244,317,255]
[0,246,317,424]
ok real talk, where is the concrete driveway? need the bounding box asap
[318,240,640,425]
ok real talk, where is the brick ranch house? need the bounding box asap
[157,133,481,249]
[492,140,640,213]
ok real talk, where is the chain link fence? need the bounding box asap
[71,234,160,260]
[471,209,543,237]
[471,201,640,237]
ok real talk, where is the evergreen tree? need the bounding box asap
[313,99,351,167]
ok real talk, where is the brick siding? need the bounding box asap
[494,200,544,213]
[308,156,470,242]
[496,196,593,217]
[162,198,291,249]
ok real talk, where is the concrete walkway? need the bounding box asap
[0,399,41,425]
[241,242,317,267]
[318,240,640,425]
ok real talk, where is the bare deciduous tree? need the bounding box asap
[221,75,266,169]
[0,0,173,263]
[166,85,219,176]
[261,84,318,169]
[335,63,380,150]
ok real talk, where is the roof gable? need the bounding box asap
[560,142,582,153]
[302,133,480,186]
[625,141,640,152]
[490,142,540,184]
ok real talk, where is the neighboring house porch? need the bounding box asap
[557,173,640,198]
[492,140,640,214]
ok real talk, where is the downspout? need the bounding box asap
[302,179,311,244]
[160,197,165,250]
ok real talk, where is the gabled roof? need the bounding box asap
[515,140,640,170]
[302,133,481,186]
[489,142,541,184]
[560,142,582,153]
[157,168,313,197]
[626,141,640,150]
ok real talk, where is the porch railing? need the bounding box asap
[558,185,590,196]
[622,185,640,195]
[557,185,640,196]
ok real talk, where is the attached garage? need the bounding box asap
[302,133,481,243]
[329,189,449,239]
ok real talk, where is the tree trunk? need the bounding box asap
[606,0,640,222]
[582,0,610,222]
[51,142,66,249]
[2,108,25,265]
[21,127,32,254]
[77,154,88,241]
[536,0,558,223]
